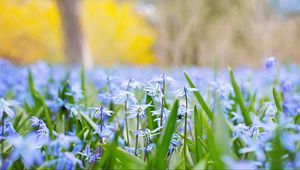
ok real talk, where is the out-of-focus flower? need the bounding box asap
[175,86,199,98]
[280,80,294,92]
[113,91,137,106]
[265,57,276,69]
[144,82,162,97]
[6,134,43,168]
[0,98,19,119]
[0,121,18,139]
[223,156,258,169]
[93,122,116,138]
[281,132,300,152]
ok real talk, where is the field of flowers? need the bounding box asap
[0,58,299,169]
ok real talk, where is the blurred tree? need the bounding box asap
[82,0,156,65]
[0,0,63,63]
[0,0,155,65]
[56,0,92,67]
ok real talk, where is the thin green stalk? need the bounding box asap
[143,137,148,161]
[160,74,165,128]
[1,115,4,168]
[184,89,188,169]
[135,114,140,156]
[125,79,132,145]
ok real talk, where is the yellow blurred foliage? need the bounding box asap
[82,0,156,65]
[0,0,156,65]
[0,0,63,63]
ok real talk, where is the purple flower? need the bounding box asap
[265,57,276,69]
[0,98,19,119]
[7,134,43,168]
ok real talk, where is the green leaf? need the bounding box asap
[270,128,285,170]
[273,87,282,112]
[28,70,44,108]
[44,106,54,138]
[81,65,88,109]
[193,106,203,163]
[28,70,54,138]
[78,111,98,130]
[184,72,214,120]
[146,95,157,131]
[95,132,118,169]
[114,147,146,169]
[153,99,179,170]
[228,68,252,125]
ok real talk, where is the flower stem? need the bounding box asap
[1,115,4,167]
[184,89,188,169]
[160,74,165,128]
[135,114,140,156]
[125,79,132,146]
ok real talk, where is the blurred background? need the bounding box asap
[0,0,300,67]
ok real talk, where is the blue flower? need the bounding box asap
[0,98,19,119]
[174,86,199,98]
[93,106,113,121]
[144,82,162,97]
[30,116,50,147]
[93,122,116,138]
[265,57,276,69]
[0,121,18,139]
[127,104,151,119]
[113,91,137,106]
[6,134,43,168]
[280,79,294,92]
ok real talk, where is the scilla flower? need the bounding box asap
[0,98,19,119]
[265,57,276,69]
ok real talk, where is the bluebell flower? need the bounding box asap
[144,82,162,97]
[174,86,199,98]
[127,104,151,119]
[232,124,259,138]
[229,111,244,123]
[168,134,179,156]
[93,106,113,121]
[0,98,19,119]
[280,79,294,92]
[113,91,137,106]
[152,107,170,125]
[0,121,18,139]
[48,134,81,156]
[121,78,143,91]
[64,84,84,101]
[259,102,277,122]
[6,134,43,168]
[177,105,192,119]
[265,57,276,69]
[93,122,116,138]
[281,132,300,152]
[30,116,50,147]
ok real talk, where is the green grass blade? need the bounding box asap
[114,147,146,169]
[78,111,97,130]
[228,68,252,125]
[193,106,202,163]
[272,87,282,112]
[95,133,118,169]
[154,99,179,169]
[81,65,88,109]
[146,95,156,130]
[270,128,285,170]
[184,72,214,120]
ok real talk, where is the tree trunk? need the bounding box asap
[56,0,93,68]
